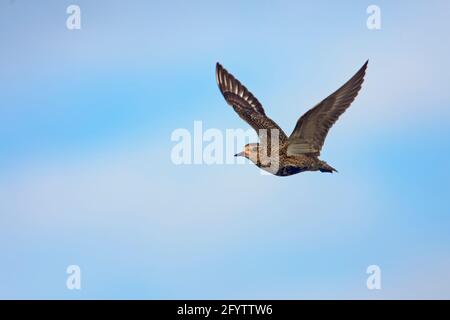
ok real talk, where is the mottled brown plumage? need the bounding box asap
[216,61,368,176]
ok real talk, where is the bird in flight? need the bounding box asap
[216,60,368,176]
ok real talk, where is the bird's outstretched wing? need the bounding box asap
[216,63,287,144]
[287,61,368,156]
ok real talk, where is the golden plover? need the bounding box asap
[216,61,368,176]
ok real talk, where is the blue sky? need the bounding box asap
[1,0,450,299]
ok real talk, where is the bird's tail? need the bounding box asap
[319,162,338,173]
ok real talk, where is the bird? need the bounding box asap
[216,60,368,176]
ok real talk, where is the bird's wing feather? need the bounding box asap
[287,61,368,156]
[216,63,287,143]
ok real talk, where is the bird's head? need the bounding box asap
[235,143,260,162]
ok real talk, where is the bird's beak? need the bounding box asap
[234,151,245,157]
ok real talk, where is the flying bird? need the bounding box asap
[216,60,368,176]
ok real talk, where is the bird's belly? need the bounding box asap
[275,165,307,176]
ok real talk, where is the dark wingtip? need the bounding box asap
[362,60,369,70]
[362,60,369,71]
[354,60,368,83]
[215,63,222,87]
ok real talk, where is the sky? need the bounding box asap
[0,0,450,299]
